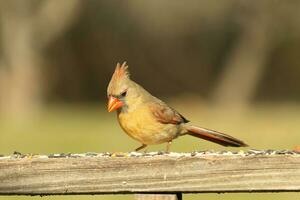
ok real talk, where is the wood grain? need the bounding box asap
[0,151,300,195]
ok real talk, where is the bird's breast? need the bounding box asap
[117,106,179,145]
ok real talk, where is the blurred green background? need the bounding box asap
[0,1,300,200]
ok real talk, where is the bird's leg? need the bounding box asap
[166,141,172,153]
[135,144,147,152]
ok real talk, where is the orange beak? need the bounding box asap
[107,96,124,112]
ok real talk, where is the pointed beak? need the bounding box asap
[107,96,124,112]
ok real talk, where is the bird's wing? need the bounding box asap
[149,101,189,125]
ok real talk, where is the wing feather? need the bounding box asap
[149,101,189,125]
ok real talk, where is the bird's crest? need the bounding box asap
[112,61,130,81]
[107,61,130,95]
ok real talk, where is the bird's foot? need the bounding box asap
[165,141,172,153]
[135,144,147,152]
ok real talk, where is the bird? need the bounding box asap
[107,62,248,152]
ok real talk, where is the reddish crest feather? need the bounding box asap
[113,62,130,81]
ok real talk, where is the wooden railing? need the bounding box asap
[1,150,300,199]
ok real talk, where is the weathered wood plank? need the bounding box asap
[0,151,300,195]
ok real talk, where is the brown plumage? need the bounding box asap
[107,62,248,151]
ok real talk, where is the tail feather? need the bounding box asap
[186,126,248,147]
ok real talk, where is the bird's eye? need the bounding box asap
[121,91,127,97]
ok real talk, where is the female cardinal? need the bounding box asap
[107,62,248,151]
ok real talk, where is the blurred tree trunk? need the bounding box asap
[211,2,272,112]
[0,0,80,121]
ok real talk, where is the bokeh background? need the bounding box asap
[1,1,300,200]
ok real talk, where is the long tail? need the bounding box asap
[186,125,248,147]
